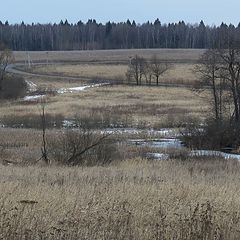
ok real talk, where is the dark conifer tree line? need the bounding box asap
[0,19,240,50]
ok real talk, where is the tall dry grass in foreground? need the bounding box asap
[0,158,240,239]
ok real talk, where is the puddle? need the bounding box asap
[147,149,240,161]
[129,137,240,161]
[190,150,240,160]
[129,138,183,148]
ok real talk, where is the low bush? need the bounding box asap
[1,113,65,129]
[182,118,240,150]
[0,74,27,99]
[74,110,133,129]
[48,129,121,166]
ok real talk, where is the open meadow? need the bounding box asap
[1,49,239,239]
[13,49,204,64]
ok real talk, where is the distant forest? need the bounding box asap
[0,19,240,50]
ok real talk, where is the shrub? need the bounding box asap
[0,75,27,99]
[1,113,65,129]
[182,118,240,150]
[48,129,120,166]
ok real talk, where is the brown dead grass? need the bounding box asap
[0,85,209,128]
[13,49,204,63]
[30,63,196,85]
[1,49,238,239]
[4,49,206,128]
[0,158,240,239]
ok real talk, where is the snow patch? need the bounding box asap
[25,80,37,92]
[62,120,77,128]
[23,95,45,101]
[146,153,169,160]
[129,138,183,149]
[104,127,178,137]
[57,83,109,94]
[190,150,240,160]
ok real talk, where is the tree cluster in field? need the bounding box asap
[184,39,240,150]
[0,19,240,50]
[126,55,172,86]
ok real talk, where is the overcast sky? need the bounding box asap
[2,0,240,26]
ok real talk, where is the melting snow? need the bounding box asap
[62,120,77,128]
[57,83,109,94]
[23,95,45,101]
[146,153,169,160]
[190,150,240,160]
[129,138,183,148]
[104,127,178,137]
[147,149,240,161]
[25,80,37,92]
[22,83,109,101]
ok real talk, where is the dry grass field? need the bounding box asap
[1,49,239,239]
[0,158,240,239]
[0,85,209,129]
[13,49,204,63]
[29,63,196,85]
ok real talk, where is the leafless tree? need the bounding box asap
[216,47,240,122]
[126,55,146,85]
[48,127,112,166]
[142,61,152,85]
[0,49,14,91]
[190,45,240,149]
[194,49,226,121]
[149,55,171,86]
[38,100,50,164]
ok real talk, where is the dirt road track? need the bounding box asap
[7,63,198,89]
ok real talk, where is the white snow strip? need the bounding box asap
[190,150,240,160]
[129,138,183,148]
[57,83,109,94]
[23,95,45,101]
[104,128,179,137]
[22,83,109,101]
[146,153,169,160]
[146,150,240,161]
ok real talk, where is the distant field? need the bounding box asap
[29,63,196,85]
[2,49,208,132]
[0,85,209,130]
[13,48,205,64]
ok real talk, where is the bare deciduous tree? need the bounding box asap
[0,49,14,91]
[149,55,171,86]
[49,127,112,166]
[126,55,172,86]
[37,100,51,165]
[194,49,225,121]
[190,44,240,149]
[217,47,240,122]
[142,61,152,85]
[126,55,146,85]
